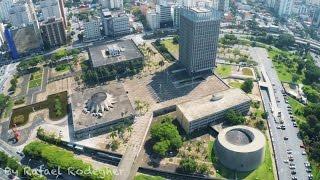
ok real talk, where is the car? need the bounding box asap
[287,151,292,154]
[306,168,312,173]
[291,171,296,175]
[291,176,297,180]
[300,145,305,148]
[284,160,289,163]
[289,157,294,161]
[308,174,313,180]
[289,165,296,169]
[284,137,289,140]
[289,111,293,115]
[305,162,311,167]
[290,163,295,166]
[293,122,298,127]
[302,151,307,155]
[285,100,289,103]
[277,126,281,129]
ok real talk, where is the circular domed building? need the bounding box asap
[85,92,117,114]
[215,125,265,172]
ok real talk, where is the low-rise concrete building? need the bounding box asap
[176,88,251,133]
[102,10,130,37]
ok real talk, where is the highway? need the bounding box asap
[251,47,310,180]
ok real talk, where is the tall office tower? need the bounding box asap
[158,4,173,28]
[39,0,66,27]
[9,2,33,27]
[100,0,123,9]
[173,6,181,29]
[179,7,220,75]
[278,0,293,17]
[40,17,66,48]
[0,0,14,21]
[146,10,160,30]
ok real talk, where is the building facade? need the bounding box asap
[84,16,101,42]
[40,0,66,26]
[40,18,66,48]
[9,2,33,27]
[179,7,220,75]
[158,4,173,28]
[176,88,251,133]
[146,10,160,30]
[103,11,130,37]
[100,0,123,9]
[0,0,13,21]
[278,0,293,17]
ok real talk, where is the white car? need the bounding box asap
[284,160,289,163]
[302,151,307,155]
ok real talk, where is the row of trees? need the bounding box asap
[220,34,239,46]
[250,33,295,50]
[225,109,246,125]
[0,94,10,117]
[150,116,183,157]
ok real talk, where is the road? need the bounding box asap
[251,47,309,180]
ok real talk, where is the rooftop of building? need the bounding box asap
[89,39,143,68]
[217,125,265,152]
[177,88,251,122]
[71,82,135,132]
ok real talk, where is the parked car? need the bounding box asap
[284,137,289,140]
[302,151,307,155]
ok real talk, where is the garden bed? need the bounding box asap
[28,69,43,89]
[10,91,68,127]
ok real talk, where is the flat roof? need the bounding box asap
[177,88,251,122]
[89,40,143,68]
[71,82,135,131]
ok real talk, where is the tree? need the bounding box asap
[111,140,120,151]
[150,116,183,156]
[275,33,295,49]
[225,110,246,125]
[198,163,209,174]
[54,98,62,116]
[292,73,299,84]
[241,79,254,93]
[173,35,179,44]
[179,157,197,173]
[0,94,9,116]
[303,86,320,103]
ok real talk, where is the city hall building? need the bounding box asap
[176,88,251,133]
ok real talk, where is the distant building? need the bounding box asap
[146,10,160,30]
[313,8,320,27]
[158,4,173,28]
[99,0,123,9]
[176,88,251,133]
[179,7,220,75]
[9,2,33,27]
[40,18,66,48]
[84,16,102,42]
[102,10,130,37]
[0,23,5,46]
[173,6,181,29]
[39,0,66,26]
[0,0,13,21]
[277,0,293,17]
[267,0,276,9]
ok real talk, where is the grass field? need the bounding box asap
[160,38,179,58]
[287,96,306,124]
[242,68,253,76]
[229,80,243,88]
[208,140,274,180]
[216,64,232,78]
[267,49,304,83]
[134,174,165,180]
[55,64,71,73]
[28,69,43,89]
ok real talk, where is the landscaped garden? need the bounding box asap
[215,64,232,78]
[10,91,68,127]
[23,141,113,180]
[28,69,43,89]
[160,38,179,59]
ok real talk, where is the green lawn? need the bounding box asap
[242,68,253,76]
[287,96,306,124]
[216,64,232,78]
[267,49,304,83]
[134,174,165,180]
[208,140,274,180]
[55,64,71,73]
[229,81,243,88]
[28,70,43,89]
[1,99,13,119]
[160,38,179,58]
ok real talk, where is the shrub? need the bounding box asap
[179,157,197,173]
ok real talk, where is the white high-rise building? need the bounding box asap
[9,2,33,27]
[278,0,293,17]
[0,22,5,46]
[0,0,14,21]
[84,16,101,42]
[146,10,160,30]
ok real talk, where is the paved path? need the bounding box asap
[115,112,153,180]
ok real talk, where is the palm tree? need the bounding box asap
[110,131,117,140]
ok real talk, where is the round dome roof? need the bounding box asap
[91,92,108,104]
[225,129,253,146]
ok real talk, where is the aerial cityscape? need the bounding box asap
[0,0,319,179]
